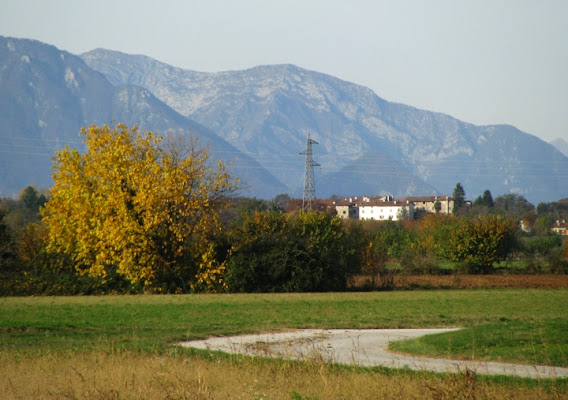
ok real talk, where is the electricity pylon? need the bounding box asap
[300,133,320,211]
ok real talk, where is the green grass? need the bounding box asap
[389,318,568,367]
[1,290,567,398]
[1,290,567,368]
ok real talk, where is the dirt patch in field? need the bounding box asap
[351,274,568,289]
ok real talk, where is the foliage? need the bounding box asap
[452,182,466,213]
[0,186,45,230]
[272,193,292,211]
[471,189,495,216]
[291,211,357,290]
[473,189,495,208]
[537,199,568,221]
[521,235,563,259]
[533,215,555,236]
[361,220,419,289]
[41,124,237,290]
[433,200,441,213]
[223,196,286,227]
[19,185,47,213]
[1,178,565,295]
[0,209,15,275]
[419,215,519,273]
[493,194,535,219]
[226,211,355,292]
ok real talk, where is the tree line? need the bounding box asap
[1,124,567,295]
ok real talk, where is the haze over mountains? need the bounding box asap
[80,49,568,204]
[1,36,567,204]
[0,36,286,198]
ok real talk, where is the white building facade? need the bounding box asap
[359,200,414,221]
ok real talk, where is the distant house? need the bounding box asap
[405,195,454,215]
[334,196,413,221]
[359,199,414,221]
[552,220,568,235]
[334,198,360,219]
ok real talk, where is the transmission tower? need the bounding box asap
[300,133,320,211]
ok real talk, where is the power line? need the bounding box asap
[299,133,320,211]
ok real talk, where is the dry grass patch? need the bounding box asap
[351,274,568,289]
[1,351,564,400]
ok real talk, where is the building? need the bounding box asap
[333,195,456,221]
[359,199,414,221]
[405,195,454,214]
[552,220,568,235]
[334,198,360,219]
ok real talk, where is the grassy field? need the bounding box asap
[1,290,567,399]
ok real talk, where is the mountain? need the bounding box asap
[550,138,568,157]
[0,36,287,198]
[81,49,568,204]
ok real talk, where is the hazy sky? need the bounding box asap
[1,0,567,143]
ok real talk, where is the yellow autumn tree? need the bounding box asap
[41,124,237,291]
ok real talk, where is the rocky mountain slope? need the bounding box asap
[81,49,568,203]
[0,36,286,198]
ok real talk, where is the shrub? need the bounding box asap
[419,215,519,274]
[226,211,356,292]
[521,235,562,259]
[361,220,420,289]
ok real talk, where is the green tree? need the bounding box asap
[533,215,555,236]
[425,215,518,273]
[272,193,291,212]
[0,209,15,274]
[42,124,238,291]
[361,220,419,289]
[536,199,568,222]
[474,189,494,208]
[226,211,354,292]
[521,235,562,259]
[225,211,290,292]
[493,194,535,219]
[19,186,47,214]
[452,183,466,213]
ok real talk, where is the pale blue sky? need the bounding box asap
[1,0,567,143]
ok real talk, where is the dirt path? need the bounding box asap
[180,329,568,379]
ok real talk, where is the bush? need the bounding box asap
[226,211,356,292]
[419,215,519,274]
[361,220,420,289]
[521,235,562,259]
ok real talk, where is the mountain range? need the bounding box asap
[1,35,567,204]
[0,36,286,199]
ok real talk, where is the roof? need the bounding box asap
[405,196,451,202]
[360,200,411,207]
[333,200,358,206]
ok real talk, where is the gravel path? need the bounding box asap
[180,329,568,379]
